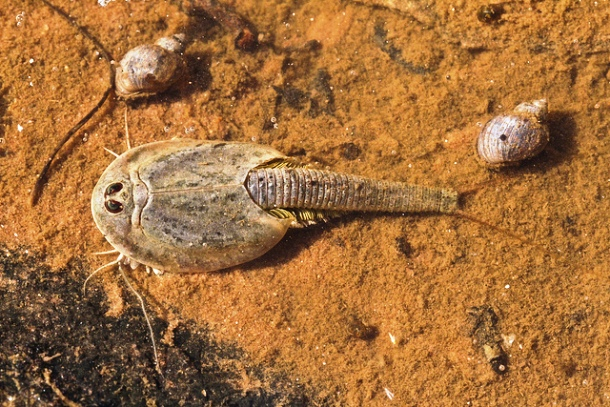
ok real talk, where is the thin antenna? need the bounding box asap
[85,251,165,378]
[453,210,534,246]
[124,106,132,150]
[103,147,120,158]
[118,265,164,379]
[83,256,121,295]
[92,249,120,256]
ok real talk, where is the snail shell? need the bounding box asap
[476,99,550,164]
[115,33,187,98]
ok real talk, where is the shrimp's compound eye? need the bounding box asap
[105,182,124,196]
[105,199,124,213]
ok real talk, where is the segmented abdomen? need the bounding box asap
[245,168,458,214]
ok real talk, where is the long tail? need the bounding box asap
[246,167,458,214]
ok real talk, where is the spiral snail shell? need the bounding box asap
[115,33,187,98]
[476,99,550,165]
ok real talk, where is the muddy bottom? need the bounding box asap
[1,0,610,405]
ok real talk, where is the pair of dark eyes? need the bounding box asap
[105,182,124,214]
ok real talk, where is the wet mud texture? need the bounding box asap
[0,248,313,405]
[2,0,610,405]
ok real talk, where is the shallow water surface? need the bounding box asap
[1,0,609,405]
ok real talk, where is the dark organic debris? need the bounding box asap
[373,23,432,75]
[467,305,509,374]
[311,69,335,115]
[0,247,314,405]
[271,68,336,120]
[0,81,7,151]
[394,236,413,258]
[338,142,362,161]
[477,4,504,24]
[346,314,379,341]
[183,0,259,51]
[273,85,310,111]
